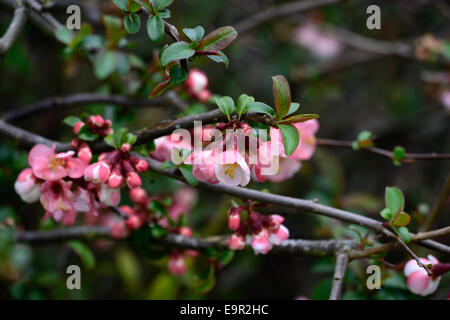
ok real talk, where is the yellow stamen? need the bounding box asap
[49,157,65,170]
[224,163,239,179]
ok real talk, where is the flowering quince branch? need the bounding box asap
[329,252,348,300]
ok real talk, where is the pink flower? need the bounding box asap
[228,232,246,250]
[14,168,41,203]
[215,150,250,186]
[98,184,121,207]
[184,150,218,184]
[250,228,272,255]
[266,214,284,233]
[126,171,142,188]
[265,158,301,183]
[110,220,130,239]
[84,161,111,184]
[29,144,87,181]
[129,187,148,205]
[168,187,198,222]
[40,180,77,225]
[228,207,241,231]
[151,134,193,162]
[77,142,92,163]
[440,90,450,112]
[404,255,441,296]
[168,252,187,276]
[269,224,290,245]
[293,22,342,59]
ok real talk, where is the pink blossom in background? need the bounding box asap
[440,90,450,111]
[293,22,343,59]
[168,251,187,277]
[29,144,88,181]
[168,187,198,222]
[404,255,441,296]
[265,158,302,183]
[14,168,41,203]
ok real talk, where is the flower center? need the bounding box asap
[49,156,65,170]
[224,163,239,179]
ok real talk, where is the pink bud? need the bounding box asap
[98,184,121,207]
[14,168,41,203]
[240,122,253,135]
[84,161,111,184]
[228,233,246,250]
[134,159,149,173]
[196,89,211,102]
[269,224,289,245]
[168,253,187,276]
[185,69,208,94]
[108,170,123,189]
[73,121,84,135]
[119,205,134,216]
[110,221,129,239]
[266,214,284,233]
[251,228,271,254]
[129,187,148,205]
[125,214,142,230]
[87,115,105,128]
[77,142,92,163]
[121,143,132,153]
[228,208,241,231]
[179,226,192,237]
[126,172,142,188]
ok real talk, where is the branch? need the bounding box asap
[318,138,450,161]
[0,0,27,57]
[2,93,185,122]
[234,0,342,34]
[421,174,450,231]
[329,252,348,300]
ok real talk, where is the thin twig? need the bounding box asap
[421,174,450,232]
[329,252,348,300]
[0,0,27,57]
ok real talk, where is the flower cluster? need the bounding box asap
[227,206,289,254]
[73,115,113,138]
[184,69,211,102]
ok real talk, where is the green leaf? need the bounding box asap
[78,125,98,141]
[149,79,171,98]
[385,186,404,216]
[94,50,117,80]
[393,146,405,166]
[160,41,195,66]
[55,27,73,45]
[287,102,300,116]
[183,26,204,42]
[396,226,410,244]
[380,208,393,221]
[150,224,168,238]
[126,133,137,145]
[147,15,165,42]
[68,241,96,270]
[279,124,299,156]
[179,165,198,186]
[392,212,411,227]
[128,0,142,13]
[236,94,254,119]
[207,51,229,67]
[161,161,177,170]
[124,14,141,34]
[248,101,276,117]
[63,116,81,127]
[215,96,235,120]
[153,0,173,10]
[278,114,319,124]
[358,130,372,141]
[158,9,171,18]
[272,75,291,119]
[197,26,238,51]
[113,0,129,11]
[116,52,130,75]
[169,65,188,86]
[104,134,117,148]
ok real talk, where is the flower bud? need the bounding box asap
[251,228,271,255]
[73,121,84,135]
[228,232,246,250]
[87,115,105,128]
[185,69,208,94]
[14,168,41,203]
[125,214,142,230]
[126,171,142,188]
[134,159,149,173]
[77,142,92,163]
[266,214,284,233]
[110,221,129,239]
[84,161,111,184]
[129,187,148,205]
[269,224,289,246]
[108,164,123,189]
[120,143,132,153]
[168,252,187,276]
[178,226,192,237]
[98,184,121,207]
[196,89,211,102]
[228,207,241,231]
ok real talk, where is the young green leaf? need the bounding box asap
[272,75,291,119]
[63,116,81,127]
[94,50,117,80]
[207,51,229,67]
[393,146,406,166]
[149,78,171,98]
[392,212,411,227]
[169,65,188,86]
[236,94,255,119]
[78,125,99,141]
[197,26,238,51]
[183,26,205,42]
[147,15,164,42]
[113,0,128,11]
[286,102,300,116]
[150,224,168,238]
[68,241,96,270]
[279,124,299,156]
[55,27,73,45]
[396,226,410,244]
[153,0,173,10]
[104,134,117,148]
[124,14,141,34]
[380,208,393,221]
[128,0,142,13]
[385,186,404,217]
[278,114,319,124]
[179,165,199,186]
[248,102,276,117]
[160,41,195,66]
[215,96,235,120]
